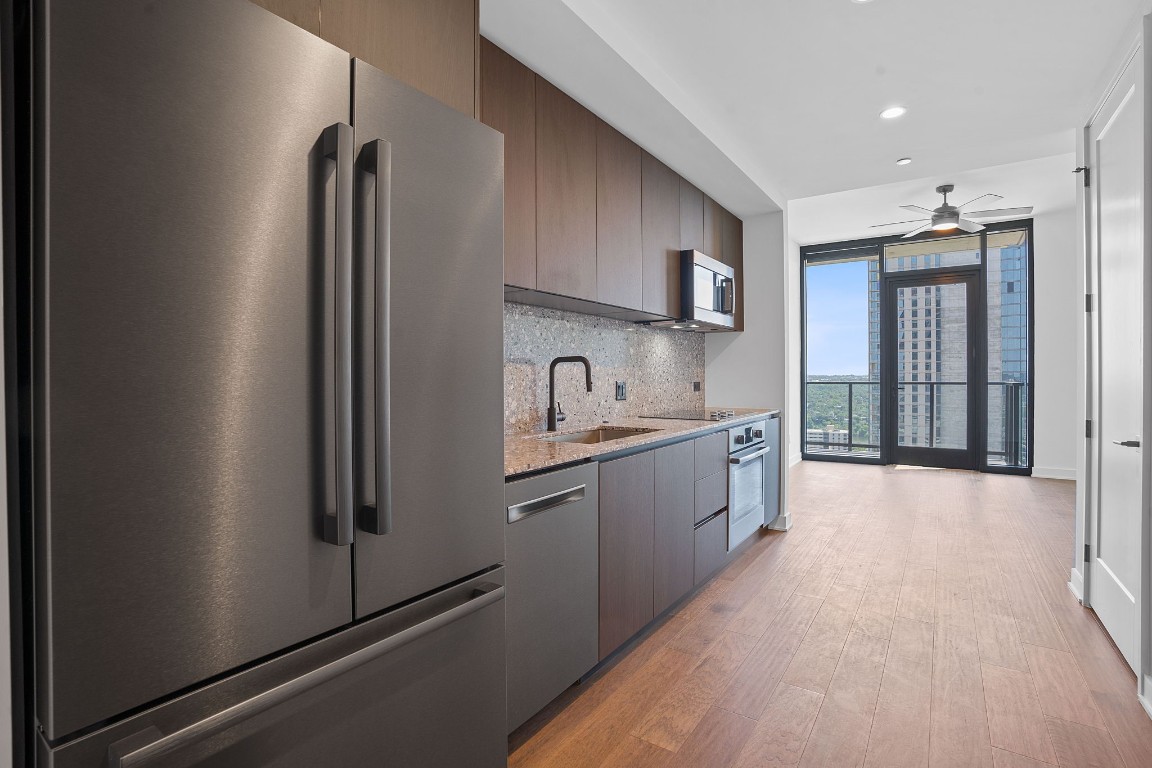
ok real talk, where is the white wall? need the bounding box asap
[705,211,788,411]
[1033,208,1082,479]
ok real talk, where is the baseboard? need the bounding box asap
[1068,568,1085,603]
[1032,466,1076,480]
[1140,689,1152,722]
[788,452,802,467]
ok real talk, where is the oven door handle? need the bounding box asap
[730,446,770,465]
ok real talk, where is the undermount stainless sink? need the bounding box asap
[541,427,659,445]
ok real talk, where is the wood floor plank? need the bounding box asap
[732,683,823,768]
[935,576,977,637]
[973,595,1031,673]
[981,662,1058,764]
[664,706,757,768]
[930,624,994,768]
[632,631,757,752]
[1024,644,1107,730]
[795,562,843,599]
[727,569,803,638]
[888,616,934,663]
[1045,716,1127,768]
[896,564,936,624]
[717,592,823,718]
[599,736,673,768]
[864,653,932,768]
[797,631,888,767]
[990,747,1057,767]
[781,584,865,694]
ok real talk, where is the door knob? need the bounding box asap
[1113,439,1141,448]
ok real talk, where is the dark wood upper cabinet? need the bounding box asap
[679,178,705,254]
[653,441,694,616]
[598,451,655,660]
[641,152,681,318]
[320,0,477,116]
[703,194,724,262]
[479,39,536,289]
[249,0,321,34]
[722,208,745,331]
[536,78,598,302]
[596,121,643,310]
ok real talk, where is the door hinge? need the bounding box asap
[1074,166,1091,187]
[1085,293,1093,313]
[1084,543,1091,563]
[1085,419,1093,439]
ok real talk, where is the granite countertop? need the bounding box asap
[505,407,779,478]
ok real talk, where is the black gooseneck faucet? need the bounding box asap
[547,356,593,431]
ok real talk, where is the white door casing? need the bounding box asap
[1087,50,1145,674]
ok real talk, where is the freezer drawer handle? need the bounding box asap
[105,583,505,768]
[358,139,394,536]
[729,446,770,465]
[507,485,586,524]
[322,122,356,546]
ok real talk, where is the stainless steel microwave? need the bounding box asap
[679,250,736,331]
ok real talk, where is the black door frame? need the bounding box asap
[880,268,986,470]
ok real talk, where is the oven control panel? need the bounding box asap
[729,420,767,453]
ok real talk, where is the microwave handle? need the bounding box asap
[720,277,735,314]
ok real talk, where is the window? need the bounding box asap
[801,223,1034,473]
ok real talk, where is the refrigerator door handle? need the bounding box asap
[321,123,356,546]
[105,583,506,768]
[358,139,393,535]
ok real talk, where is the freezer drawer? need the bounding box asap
[41,570,508,768]
[505,464,599,732]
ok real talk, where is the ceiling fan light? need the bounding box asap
[932,222,958,231]
[880,106,907,119]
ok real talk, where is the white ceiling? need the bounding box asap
[788,153,1076,245]
[483,0,1146,212]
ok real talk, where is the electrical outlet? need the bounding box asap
[693,381,701,392]
[615,381,627,401]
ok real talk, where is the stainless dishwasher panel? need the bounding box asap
[505,463,600,732]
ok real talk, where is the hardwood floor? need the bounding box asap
[509,461,1152,768]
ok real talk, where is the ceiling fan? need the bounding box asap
[871,184,1033,238]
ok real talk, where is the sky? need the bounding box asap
[805,260,869,376]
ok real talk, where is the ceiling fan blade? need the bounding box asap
[869,217,930,229]
[963,206,1034,219]
[957,193,1003,210]
[900,204,935,215]
[901,222,935,239]
[955,218,985,233]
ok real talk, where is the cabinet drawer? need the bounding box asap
[694,470,727,525]
[694,431,728,480]
[694,510,728,585]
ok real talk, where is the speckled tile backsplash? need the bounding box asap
[504,301,705,434]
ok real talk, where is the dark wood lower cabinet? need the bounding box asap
[653,441,695,616]
[598,451,654,660]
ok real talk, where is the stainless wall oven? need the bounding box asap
[728,420,770,549]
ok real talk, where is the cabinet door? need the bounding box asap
[703,194,724,261]
[479,39,536,289]
[536,79,598,301]
[654,442,695,615]
[679,178,705,254]
[599,451,655,660]
[596,120,643,309]
[641,152,681,318]
[321,0,477,116]
[722,208,745,331]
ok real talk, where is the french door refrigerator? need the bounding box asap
[16,1,506,765]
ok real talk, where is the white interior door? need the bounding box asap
[1089,53,1144,673]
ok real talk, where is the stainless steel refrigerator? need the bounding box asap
[17,1,506,765]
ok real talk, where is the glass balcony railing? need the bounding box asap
[805,379,1029,467]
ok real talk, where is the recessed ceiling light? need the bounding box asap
[880,106,907,119]
[896,157,912,166]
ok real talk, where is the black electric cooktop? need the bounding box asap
[640,409,738,422]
